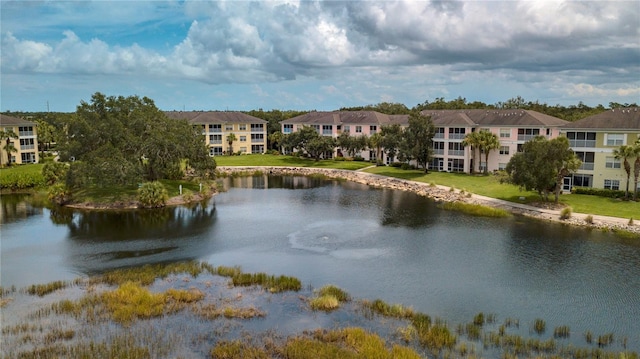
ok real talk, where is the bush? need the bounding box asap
[559,207,572,220]
[42,162,68,185]
[400,163,413,170]
[353,156,365,161]
[0,170,45,190]
[571,186,626,199]
[584,215,594,224]
[48,183,72,205]
[137,181,169,208]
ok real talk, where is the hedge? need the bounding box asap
[0,171,45,190]
[571,186,626,199]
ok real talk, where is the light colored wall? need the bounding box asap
[0,124,39,165]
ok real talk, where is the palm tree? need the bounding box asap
[369,132,383,165]
[1,129,18,166]
[613,144,635,200]
[633,139,640,200]
[226,133,237,155]
[476,130,501,174]
[462,131,482,174]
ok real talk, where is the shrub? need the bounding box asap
[48,183,72,205]
[0,171,45,190]
[400,163,413,170]
[571,186,626,199]
[584,215,594,224]
[42,162,68,185]
[137,181,168,208]
[559,207,572,220]
[310,295,340,311]
[353,156,365,161]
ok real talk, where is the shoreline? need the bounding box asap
[217,166,640,236]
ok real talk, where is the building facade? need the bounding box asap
[424,109,568,173]
[561,108,640,191]
[166,111,268,156]
[0,114,39,165]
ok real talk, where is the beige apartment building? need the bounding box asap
[0,114,39,165]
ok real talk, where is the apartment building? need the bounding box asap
[166,111,267,155]
[561,108,640,191]
[281,111,407,161]
[0,114,39,165]
[424,109,568,173]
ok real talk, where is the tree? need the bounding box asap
[613,144,635,200]
[35,119,56,155]
[506,136,581,203]
[462,131,482,174]
[226,133,237,155]
[369,132,383,165]
[306,136,335,161]
[380,124,404,164]
[633,139,640,201]
[0,129,17,166]
[402,111,435,173]
[58,92,215,187]
[478,130,501,174]
[283,126,322,157]
[268,131,284,152]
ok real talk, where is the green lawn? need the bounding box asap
[364,166,640,219]
[214,154,373,170]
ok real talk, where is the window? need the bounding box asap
[566,132,596,147]
[225,124,234,131]
[499,146,510,155]
[448,128,466,139]
[433,141,445,155]
[283,124,293,134]
[251,145,264,154]
[604,179,620,190]
[251,133,264,142]
[370,125,377,133]
[575,151,595,170]
[322,125,332,135]
[240,136,246,142]
[448,142,464,156]
[448,159,465,172]
[239,124,247,131]
[605,133,624,146]
[479,161,487,172]
[18,126,33,136]
[209,134,222,144]
[251,123,264,132]
[344,125,350,133]
[517,128,539,141]
[498,163,507,170]
[209,124,221,133]
[355,126,362,133]
[20,138,35,150]
[500,129,510,138]
[240,147,247,153]
[21,153,36,163]
[572,174,593,187]
[517,144,524,152]
[434,127,445,138]
[210,147,223,156]
[605,156,621,169]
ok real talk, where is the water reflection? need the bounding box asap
[0,194,43,224]
[62,200,217,275]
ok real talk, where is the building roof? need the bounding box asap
[165,111,266,124]
[281,111,399,126]
[421,109,568,127]
[562,108,640,130]
[0,114,36,127]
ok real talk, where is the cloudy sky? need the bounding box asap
[1,1,638,112]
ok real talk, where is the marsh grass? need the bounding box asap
[554,325,570,338]
[439,201,511,218]
[361,299,415,319]
[93,261,214,286]
[230,272,301,292]
[309,295,340,311]
[26,280,68,297]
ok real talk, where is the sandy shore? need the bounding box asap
[217,166,640,236]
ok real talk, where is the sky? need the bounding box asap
[1,1,639,113]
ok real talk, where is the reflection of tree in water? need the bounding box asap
[222,175,333,191]
[0,194,43,224]
[378,189,440,228]
[49,206,74,225]
[66,200,216,241]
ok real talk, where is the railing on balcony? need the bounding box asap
[434,132,445,139]
[579,163,595,171]
[449,133,465,140]
[20,144,35,150]
[570,140,596,148]
[433,148,444,155]
[517,134,538,141]
[448,150,464,156]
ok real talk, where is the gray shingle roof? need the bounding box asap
[421,109,568,127]
[281,111,397,126]
[0,114,36,126]
[165,111,266,124]
[562,108,640,130]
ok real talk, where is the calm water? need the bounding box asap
[1,176,639,350]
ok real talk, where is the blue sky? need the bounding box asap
[1,1,639,113]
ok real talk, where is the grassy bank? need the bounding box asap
[0,163,45,191]
[364,166,640,219]
[214,153,373,170]
[2,261,636,359]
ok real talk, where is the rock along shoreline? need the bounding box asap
[217,166,640,236]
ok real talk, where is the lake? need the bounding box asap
[1,175,639,351]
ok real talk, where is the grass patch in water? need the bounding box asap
[438,201,511,217]
[230,272,302,292]
[93,261,214,286]
[361,299,415,319]
[310,285,351,311]
[196,303,266,320]
[26,280,69,297]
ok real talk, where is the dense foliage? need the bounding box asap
[57,93,216,187]
[400,111,435,173]
[506,136,582,202]
[137,181,169,208]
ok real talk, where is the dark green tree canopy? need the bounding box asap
[58,92,215,187]
[400,111,435,173]
[506,136,581,203]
